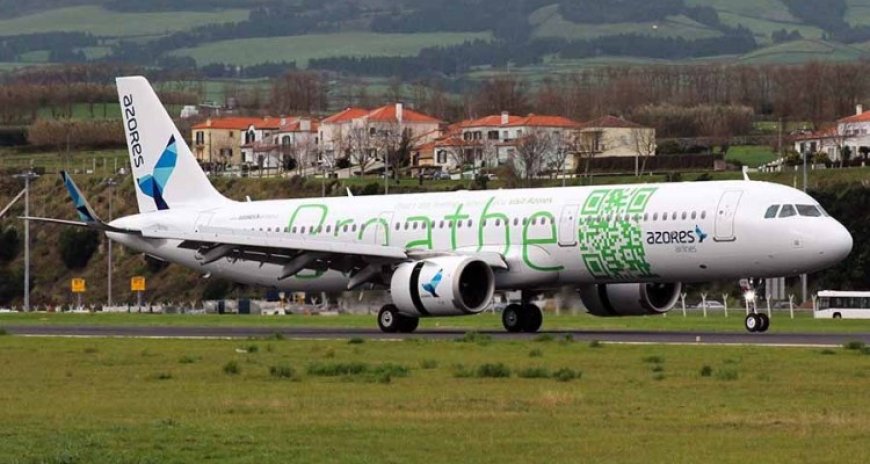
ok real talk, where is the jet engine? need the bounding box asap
[390,256,495,317]
[579,282,681,316]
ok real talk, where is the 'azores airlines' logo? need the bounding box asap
[695,225,708,243]
[137,135,177,211]
[421,269,443,298]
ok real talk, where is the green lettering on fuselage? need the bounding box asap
[522,211,564,272]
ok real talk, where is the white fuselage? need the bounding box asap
[108,180,853,293]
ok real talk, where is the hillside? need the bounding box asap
[0,0,867,78]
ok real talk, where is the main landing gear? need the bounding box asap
[377,304,419,333]
[740,277,769,333]
[501,293,543,333]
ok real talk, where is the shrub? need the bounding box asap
[528,348,543,358]
[452,364,474,378]
[307,362,369,377]
[700,365,713,377]
[518,367,550,379]
[534,334,554,342]
[0,327,7,336]
[59,228,99,269]
[819,349,836,356]
[420,359,438,369]
[245,344,259,353]
[563,334,574,343]
[223,361,241,375]
[153,372,173,381]
[178,355,198,364]
[588,340,603,348]
[844,341,866,351]
[862,347,870,356]
[642,355,664,364]
[553,368,580,382]
[202,279,232,300]
[0,227,20,263]
[269,365,295,379]
[475,363,511,378]
[372,363,409,378]
[348,337,365,345]
[716,369,739,381]
[268,332,285,341]
[83,347,98,354]
[651,365,664,373]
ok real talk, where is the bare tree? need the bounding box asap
[631,127,656,177]
[347,123,377,176]
[545,131,576,186]
[574,129,603,180]
[512,129,553,187]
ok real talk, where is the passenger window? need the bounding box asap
[779,204,797,218]
[701,211,707,220]
[691,212,696,220]
[467,219,472,227]
[326,226,331,233]
[681,212,687,220]
[395,223,400,231]
[764,205,779,219]
[653,213,658,221]
[796,204,822,217]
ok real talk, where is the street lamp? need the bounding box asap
[12,170,40,312]
[105,177,118,308]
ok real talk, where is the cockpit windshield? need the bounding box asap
[779,204,797,218]
[765,203,826,218]
[796,204,823,217]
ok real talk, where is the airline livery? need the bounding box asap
[32,77,853,334]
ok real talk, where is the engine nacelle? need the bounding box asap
[579,282,682,316]
[391,256,495,316]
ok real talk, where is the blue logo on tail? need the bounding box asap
[695,225,708,243]
[421,269,443,298]
[137,136,177,211]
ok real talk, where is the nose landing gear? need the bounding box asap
[740,278,770,333]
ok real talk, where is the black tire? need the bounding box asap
[757,313,770,332]
[744,313,759,333]
[522,304,543,333]
[398,315,419,333]
[833,313,842,319]
[377,304,401,333]
[502,304,524,333]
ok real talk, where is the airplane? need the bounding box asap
[28,76,853,334]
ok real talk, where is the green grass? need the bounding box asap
[726,145,779,167]
[530,5,721,41]
[738,40,865,64]
[845,0,870,27]
[169,32,492,67]
[0,148,128,174]
[0,6,249,38]
[5,310,870,334]
[1,336,869,462]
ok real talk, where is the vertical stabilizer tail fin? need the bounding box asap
[116,76,228,213]
[61,171,101,223]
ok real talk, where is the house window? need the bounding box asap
[228,131,234,138]
[195,131,204,144]
[437,150,447,164]
[487,130,499,140]
[282,136,291,146]
[502,131,508,140]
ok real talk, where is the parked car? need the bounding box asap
[694,300,725,309]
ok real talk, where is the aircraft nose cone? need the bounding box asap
[830,222,853,263]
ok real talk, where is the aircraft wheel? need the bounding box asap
[378,304,401,333]
[502,304,524,333]
[522,304,543,333]
[757,313,770,333]
[744,313,760,333]
[398,315,419,333]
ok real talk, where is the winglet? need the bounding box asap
[742,165,750,181]
[60,171,101,223]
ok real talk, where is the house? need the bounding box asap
[240,117,320,171]
[577,115,656,159]
[412,135,468,175]
[319,103,442,174]
[191,117,281,167]
[451,112,582,173]
[793,105,870,162]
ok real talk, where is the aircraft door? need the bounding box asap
[558,204,579,247]
[714,190,742,242]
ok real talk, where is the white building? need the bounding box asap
[794,105,870,162]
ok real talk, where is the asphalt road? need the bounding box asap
[5,325,870,346]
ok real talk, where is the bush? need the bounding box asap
[178,355,198,364]
[348,337,365,345]
[528,348,543,358]
[518,367,550,379]
[244,344,259,353]
[371,363,410,378]
[700,365,713,377]
[59,228,99,269]
[307,362,369,377]
[202,279,232,300]
[223,361,241,375]
[0,227,20,263]
[715,369,739,381]
[475,363,511,378]
[420,359,438,369]
[642,355,664,364]
[651,365,664,373]
[269,365,296,379]
[844,341,866,351]
[452,364,474,378]
[153,372,173,380]
[0,327,8,336]
[553,368,580,382]
[588,340,603,348]
[819,349,836,356]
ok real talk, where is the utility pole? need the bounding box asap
[13,170,39,311]
[106,177,117,308]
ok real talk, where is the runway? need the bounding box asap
[5,325,870,346]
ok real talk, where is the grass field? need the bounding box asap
[846,0,870,27]
[725,145,779,167]
[0,6,249,38]
[0,335,869,463]
[169,32,492,67]
[738,40,865,64]
[4,311,870,334]
[530,5,721,41]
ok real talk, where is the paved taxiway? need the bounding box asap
[5,325,870,346]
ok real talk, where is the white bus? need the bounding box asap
[815,291,870,319]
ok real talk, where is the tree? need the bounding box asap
[631,127,657,176]
[0,227,20,263]
[545,131,576,186]
[59,229,99,269]
[346,123,377,176]
[270,71,328,114]
[512,129,553,187]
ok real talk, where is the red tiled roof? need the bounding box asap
[458,114,525,127]
[792,126,837,141]
[278,117,319,133]
[415,135,467,152]
[366,104,442,124]
[508,114,580,128]
[837,111,870,124]
[322,107,369,124]
[580,115,643,129]
[192,117,281,130]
